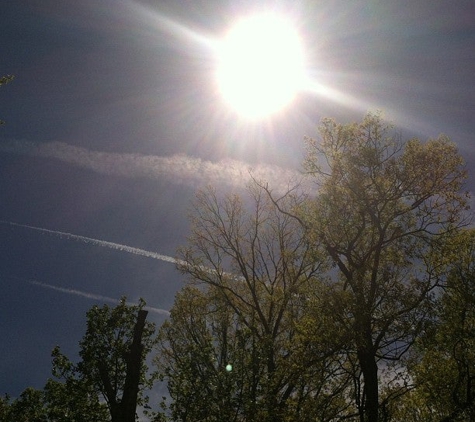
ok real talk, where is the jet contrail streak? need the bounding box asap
[11,276,170,316]
[0,220,184,266]
[1,219,231,286]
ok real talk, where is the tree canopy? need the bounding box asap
[298,112,468,421]
[158,112,469,422]
[394,228,475,421]
[157,184,352,421]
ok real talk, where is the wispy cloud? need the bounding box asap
[0,140,302,194]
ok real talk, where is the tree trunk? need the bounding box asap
[107,310,148,422]
[113,309,148,422]
[357,343,379,422]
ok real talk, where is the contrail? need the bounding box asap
[1,220,229,280]
[7,275,170,316]
[0,220,184,266]
[0,140,303,195]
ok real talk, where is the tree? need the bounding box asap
[297,112,468,421]
[157,285,250,422]
[159,183,352,421]
[0,382,108,422]
[398,228,475,421]
[0,395,11,422]
[42,377,109,422]
[0,299,156,422]
[157,112,468,421]
[53,298,159,422]
[0,74,14,125]
[5,387,47,422]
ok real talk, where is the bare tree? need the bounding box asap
[165,182,351,422]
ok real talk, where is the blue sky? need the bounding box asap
[1,0,475,397]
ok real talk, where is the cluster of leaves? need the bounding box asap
[0,74,14,125]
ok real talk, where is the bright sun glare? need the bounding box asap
[217,14,306,119]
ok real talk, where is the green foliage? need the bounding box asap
[7,388,47,422]
[157,286,241,422]
[160,114,467,422]
[52,297,160,421]
[157,284,353,422]
[159,113,472,422]
[3,113,468,422]
[0,381,109,422]
[158,182,355,421]
[0,75,14,86]
[301,112,468,421]
[160,113,469,422]
[43,378,109,422]
[0,74,14,125]
[0,299,158,422]
[0,395,11,422]
[399,229,475,421]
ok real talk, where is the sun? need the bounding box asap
[216,13,306,119]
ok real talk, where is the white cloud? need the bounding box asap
[0,140,303,194]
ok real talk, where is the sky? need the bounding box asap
[1,0,475,398]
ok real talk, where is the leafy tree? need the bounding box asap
[398,229,475,421]
[0,394,11,422]
[158,183,352,422]
[6,387,47,422]
[156,112,469,421]
[42,378,109,422]
[53,298,159,422]
[0,74,14,125]
[296,112,468,421]
[0,299,156,422]
[0,395,10,422]
[0,383,108,422]
[157,285,248,422]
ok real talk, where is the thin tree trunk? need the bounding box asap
[119,309,148,422]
